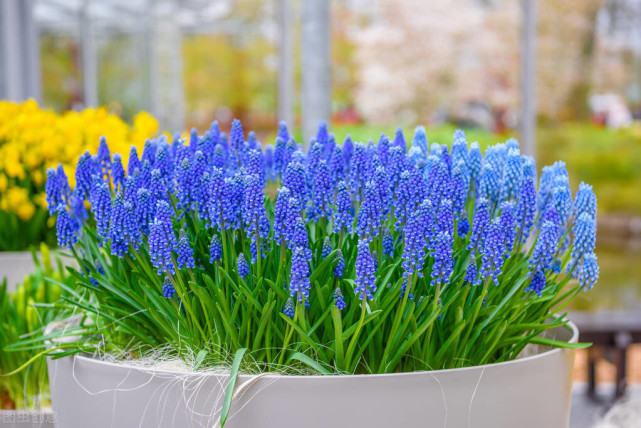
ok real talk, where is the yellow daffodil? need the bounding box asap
[0,100,158,223]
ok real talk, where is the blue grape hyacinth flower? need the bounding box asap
[162,277,176,299]
[464,257,478,285]
[90,179,112,245]
[451,129,468,166]
[322,237,333,259]
[515,175,536,243]
[568,213,597,274]
[574,182,597,220]
[243,174,267,234]
[479,164,500,207]
[467,142,482,186]
[237,253,250,280]
[176,157,195,211]
[97,136,111,178]
[287,217,312,260]
[111,153,126,190]
[45,168,60,215]
[223,173,245,230]
[283,160,307,206]
[431,231,454,286]
[273,187,292,242]
[283,298,295,318]
[349,142,371,198]
[107,192,128,257]
[333,181,353,233]
[479,218,507,285]
[123,201,141,252]
[392,127,406,153]
[354,239,377,300]
[334,250,345,278]
[207,167,226,230]
[176,229,196,269]
[525,269,547,296]
[552,176,573,225]
[56,205,78,249]
[467,198,490,254]
[578,252,599,290]
[136,188,154,236]
[75,151,94,199]
[528,220,561,275]
[499,201,517,254]
[402,200,432,280]
[289,246,311,302]
[210,234,223,263]
[148,201,176,275]
[499,148,523,202]
[334,288,347,310]
[382,228,394,257]
[310,160,333,220]
[127,146,141,177]
[412,126,429,155]
[149,218,176,275]
[356,180,383,238]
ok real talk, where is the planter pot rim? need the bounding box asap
[66,321,578,380]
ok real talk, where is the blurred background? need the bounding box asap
[1,0,641,424]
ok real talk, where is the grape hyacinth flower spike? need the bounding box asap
[354,239,377,300]
[162,277,176,299]
[237,254,250,280]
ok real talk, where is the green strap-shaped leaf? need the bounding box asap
[289,352,331,375]
[524,337,592,349]
[193,350,208,371]
[220,347,247,428]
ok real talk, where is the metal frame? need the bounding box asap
[278,0,294,129]
[301,0,330,148]
[0,0,41,102]
[520,0,537,158]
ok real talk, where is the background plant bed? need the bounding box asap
[47,323,577,428]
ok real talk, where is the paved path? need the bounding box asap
[571,383,641,427]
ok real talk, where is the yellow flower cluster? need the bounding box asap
[0,100,158,221]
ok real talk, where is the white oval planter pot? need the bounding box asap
[47,323,578,428]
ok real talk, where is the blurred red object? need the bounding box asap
[333,106,362,125]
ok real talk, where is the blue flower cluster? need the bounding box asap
[48,120,598,306]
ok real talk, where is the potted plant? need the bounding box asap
[41,120,598,428]
[0,244,73,427]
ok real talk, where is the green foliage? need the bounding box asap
[45,195,583,376]
[0,210,56,252]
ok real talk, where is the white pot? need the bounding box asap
[47,323,578,428]
[0,251,37,292]
[0,250,76,292]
